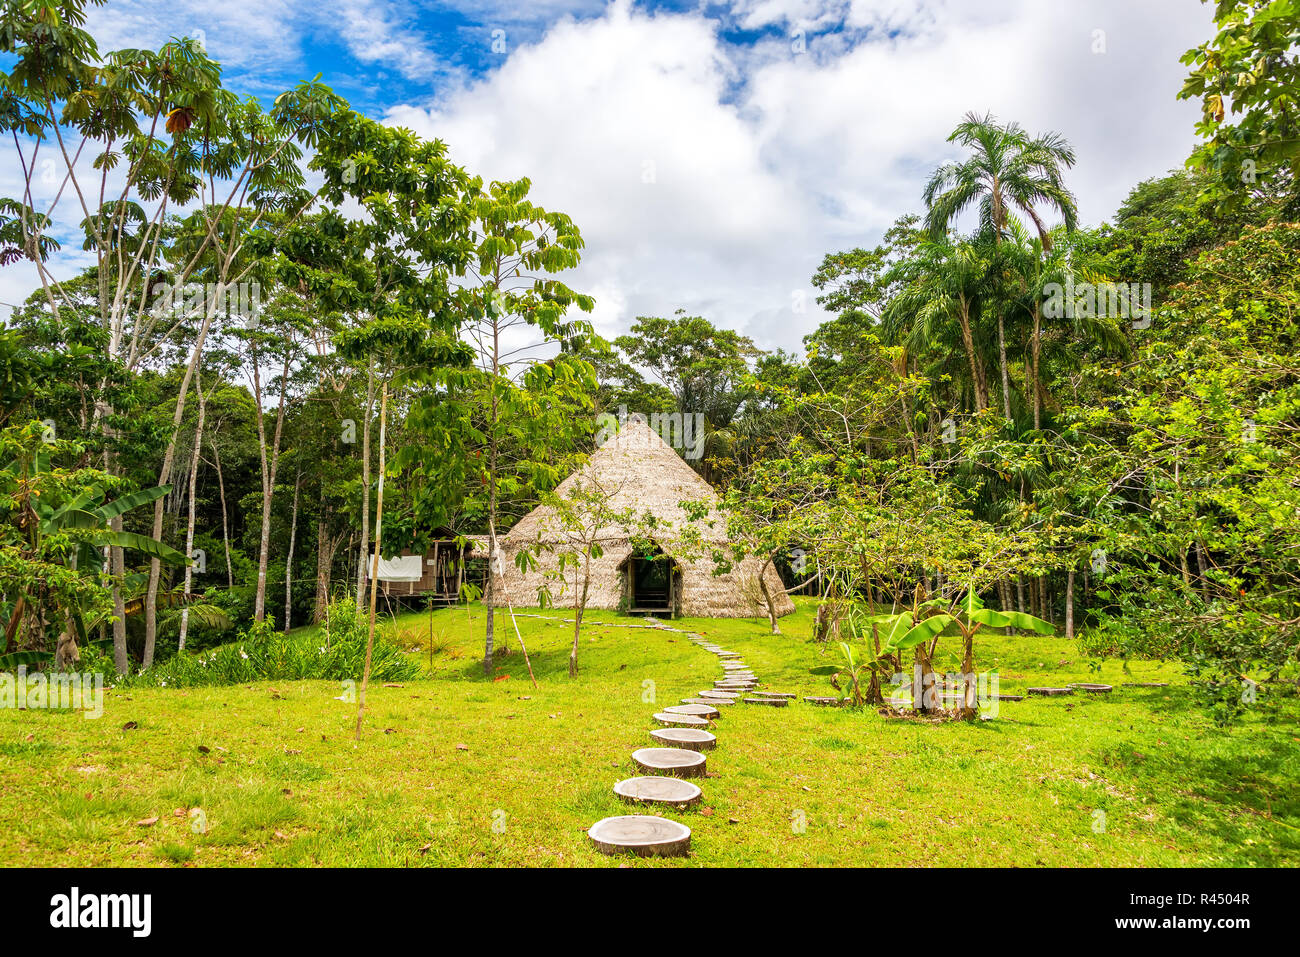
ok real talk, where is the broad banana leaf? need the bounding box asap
[95,485,172,523]
[0,650,52,668]
[99,530,187,566]
[972,608,1055,634]
[891,614,956,652]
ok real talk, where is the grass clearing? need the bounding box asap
[2,598,1296,866]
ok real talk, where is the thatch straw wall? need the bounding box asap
[496,419,794,619]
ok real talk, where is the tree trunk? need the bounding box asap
[355,361,375,607]
[355,382,388,742]
[913,642,937,715]
[54,615,80,672]
[570,559,591,678]
[1031,303,1042,430]
[143,303,218,667]
[110,531,128,674]
[313,484,334,624]
[1065,567,1075,641]
[757,557,782,635]
[956,298,990,411]
[958,630,977,720]
[284,470,302,631]
[253,349,291,622]
[211,439,234,588]
[178,373,207,652]
[997,311,1012,419]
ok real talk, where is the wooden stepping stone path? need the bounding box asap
[804,696,840,706]
[699,689,740,699]
[588,815,691,857]
[995,694,1025,702]
[614,775,703,806]
[664,703,720,719]
[1027,687,1075,696]
[1069,683,1113,693]
[682,697,734,706]
[721,662,750,669]
[743,696,788,707]
[650,728,717,751]
[753,691,795,699]
[653,712,709,727]
[632,747,707,778]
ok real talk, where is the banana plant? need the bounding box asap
[915,584,1055,719]
[4,436,187,670]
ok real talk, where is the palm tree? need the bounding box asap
[883,239,992,413]
[924,112,1079,419]
[924,111,1078,248]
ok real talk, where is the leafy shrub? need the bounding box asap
[118,598,420,688]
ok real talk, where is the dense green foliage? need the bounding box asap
[1,0,1297,728]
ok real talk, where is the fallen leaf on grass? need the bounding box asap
[455,743,469,751]
[136,817,158,827]
[383,683,405,688]
[122,721,138,730]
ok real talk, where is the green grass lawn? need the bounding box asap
[2,597,1297,867]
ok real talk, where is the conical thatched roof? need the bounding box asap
[496,419,794,620]
[504,419,726,546]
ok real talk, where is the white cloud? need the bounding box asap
[385,0,1213,353]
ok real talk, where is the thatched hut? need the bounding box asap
[494,419,794,620]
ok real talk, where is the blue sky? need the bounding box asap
[5,0,1217,351]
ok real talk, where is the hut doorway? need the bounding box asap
[628,549,676,616]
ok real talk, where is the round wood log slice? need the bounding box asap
[716,653,741,659]
[663,703,720,719]
[753,691,796,699]
[804,696,841,706]
[721,662,750,669]
[650,728,717,751]
[631,747,707,778]
[613,776,703,806]
[588,815,692,857]
[717,678,756,685]
[699,689,740,699]
[682,697,734,706]
[653,712,709,727]
[743,696,789,707]
[1069,683,1113,693]
[1027,687,1075,696]
[995,694,1025,701]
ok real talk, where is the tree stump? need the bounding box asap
[650,728,717,751]
[613,776,703,806]
[587,815,691,857]
[664,704,720,719]
[631,747,707,778]
[653,712,709,727]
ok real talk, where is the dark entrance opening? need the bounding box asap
[629,552,674,615]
